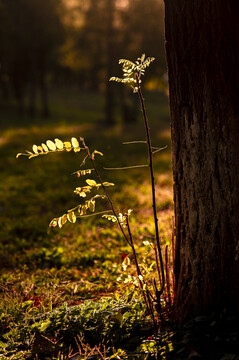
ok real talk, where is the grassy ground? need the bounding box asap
[0,87,174,359]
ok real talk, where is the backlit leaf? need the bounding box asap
[64,141,72,151]
[32,145,38,154]
[49,218,58,227]
[58,217,63,228]
[89,199,95,212]
[74,186,91,197]
[86,179,97,186]
[61,214,68,226]
[71,137,79,148]
[103,182,115,187]
[67,211,76,223]
[55,138,64,150]
[46,140,56,151]
[102,214,117,222]
[73,147,81,153]
[79,205,87,215]
[42,143,48,152]
[93,150,103,156]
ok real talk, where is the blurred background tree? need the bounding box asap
[0,0,166,122]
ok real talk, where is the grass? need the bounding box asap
[0,87,174,358]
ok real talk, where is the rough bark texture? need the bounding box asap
[164,0,239,321]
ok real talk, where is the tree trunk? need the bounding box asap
[164,0,239,321]
[105,0,115,124]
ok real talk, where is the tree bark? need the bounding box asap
[164,0,239,321]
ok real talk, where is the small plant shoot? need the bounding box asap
[17,55,170,329]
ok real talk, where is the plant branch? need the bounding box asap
[123,141,147,145]
[80,138,131,247]
[136,74,165,299]
[104,165,148,170]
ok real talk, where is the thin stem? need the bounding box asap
[123,141,147,145]
[78,210,113,218]
[104,165,148,170]
[80,138,131,247]
[125,215,151,314]
[136,75,165,299]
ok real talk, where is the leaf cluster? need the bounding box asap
[103,209,133,229]
[16,137,82,159]
[110,54,155,92]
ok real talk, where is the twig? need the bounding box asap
[123,140,147,145]
[104,164,148,170]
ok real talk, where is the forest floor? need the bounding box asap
[1,89,239,360]
[0,88,175,359]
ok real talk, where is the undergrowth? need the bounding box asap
[0,57,174,359]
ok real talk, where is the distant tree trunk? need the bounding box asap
[164,0,239,321]
[12,61,25,117]
[39,55,50,118]
[105,0,115,124]
[28,55,37,118]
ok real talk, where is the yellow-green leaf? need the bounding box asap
[32,145,38,154]
[61,214,68,226]
[88,199,95,212]
[93,150,103,156]
[58,217,63,228]
[73,147,81,153]
[42,143,48,152]
[71,137,79,148]
[49,218,58,227]
[64,141,72,151]
[67,211,76,223]
[103,182,115,187]
[74,186,91,197]
[55,138,64,150]
[79,204,87,215]
[46,140,56,151]
[86,179,97,186]
[102,214,117,222]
